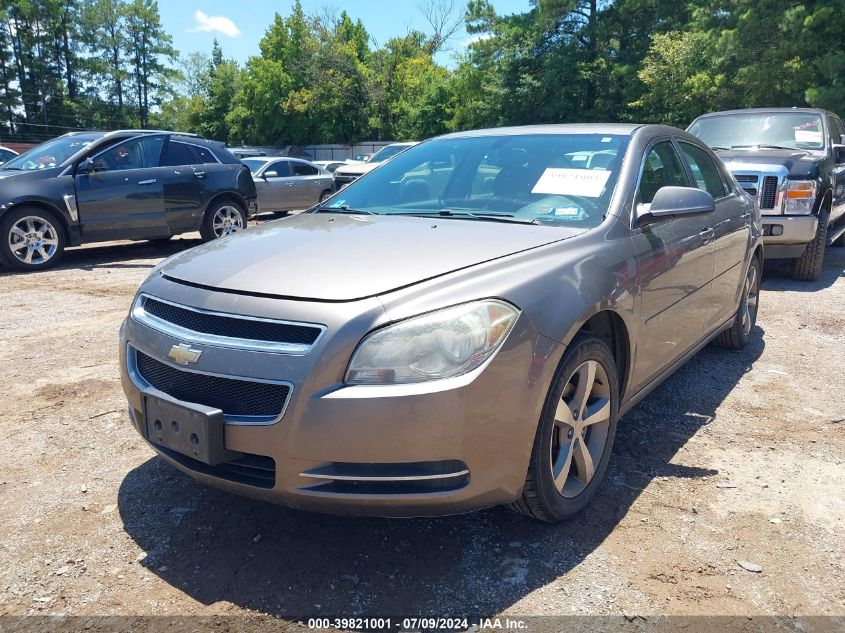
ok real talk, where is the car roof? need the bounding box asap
[438,123,644,140]
[694,107,828,119]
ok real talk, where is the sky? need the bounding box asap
[158,1,532,68]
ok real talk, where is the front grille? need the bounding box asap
[760,176,778,209]
[334,174,358,186]
[299,460,471,495]
[735,174,758,197]
[142,297,321,346]
[135,350,290,418]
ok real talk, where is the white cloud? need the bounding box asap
[188,10,241,37]
[462,33,492,47]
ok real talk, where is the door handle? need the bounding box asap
[699,228,715,243]
[137,179,157,185]
[741,212,752,221]
[193,171,205,179]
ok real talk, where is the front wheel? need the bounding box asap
[0,207,66,272]
[200,199,246,242]
[509,335,619,522]
[790,208,828,281]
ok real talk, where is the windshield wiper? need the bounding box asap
[731,144,795,150]
[314,204,378,215]
[394,209,539,224]
[1,166,21,170]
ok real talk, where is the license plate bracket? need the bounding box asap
[144,395,241,465]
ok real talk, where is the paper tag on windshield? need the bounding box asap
[795,130,822,144]
[532,168,611,197]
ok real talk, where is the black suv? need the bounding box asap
[688,108,845,281]
[0,130,257,272]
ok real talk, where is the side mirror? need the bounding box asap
[833,144,845,164]
[262,170,278,179]
[78,157,105,174]
[639,186,715,224]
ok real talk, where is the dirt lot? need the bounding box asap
[0,229,844,623]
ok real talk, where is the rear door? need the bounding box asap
[629,139,716,394]
[159,138,205,233]
[289,161,331,207]
[75,134,168,241]
[677,140,751,331]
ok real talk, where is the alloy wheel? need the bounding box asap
[741,264,759,335]
[549,359,612,498]
[8,216,60,265]
[212,206,244,237]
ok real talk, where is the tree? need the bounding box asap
[123,0,176,128]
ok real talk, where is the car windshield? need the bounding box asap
[241,158,268,174]
[2,133,103,170]
[369,144,411,163]
[319,133,629,228]
[689,113,825,151]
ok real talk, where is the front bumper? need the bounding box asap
[761,215,818,259]
[118,278,558,517]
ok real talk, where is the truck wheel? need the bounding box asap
[508,335,619,522]
[0,206,66,272]
[715,255,761,349]
[200,199,246,242]
[790,208,828,281]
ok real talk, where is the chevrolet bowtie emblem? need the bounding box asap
[168,343,202,365]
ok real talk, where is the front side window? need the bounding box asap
[678,142,728,198]
[688,113,825,151]
[93,135,164,172]
[320,133,630,228]
[265,161,290,177]
[638,141,689,204]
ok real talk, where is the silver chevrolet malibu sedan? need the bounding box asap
[120,124,763,522]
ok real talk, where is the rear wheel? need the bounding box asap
[200,199,246,242]
[319,190,332,203]
[0,206,66,272]
[509,335,619,522]
[715,255,761,349]
[790,207,828,281]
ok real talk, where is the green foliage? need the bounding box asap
[4,0,845,145]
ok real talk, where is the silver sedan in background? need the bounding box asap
[242,157,334,214]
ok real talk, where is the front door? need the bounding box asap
[630,140,716,394]
[255,159,293,212]
[678,140,751,330]
[75,134,168,241]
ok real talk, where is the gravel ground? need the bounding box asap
[0,230,843,623]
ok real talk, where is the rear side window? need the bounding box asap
[638,141,689,204]
[191,145,219,164]
[161,141,198,167]
[678,142,729,198]
[291,162,318,176]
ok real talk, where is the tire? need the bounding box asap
[319,190,332,203]
[714,255,761,349]
[509,335,619,522]
[0,206,66,272]
[200,199,246,242]
[790,207,829,281]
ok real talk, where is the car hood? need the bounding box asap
[334,163,379,177]
[714,148,824,179]
[0,166,64,181]
[159,213,585,301]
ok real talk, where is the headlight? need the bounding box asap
[345,300,520,385]
[782,180,816,215]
